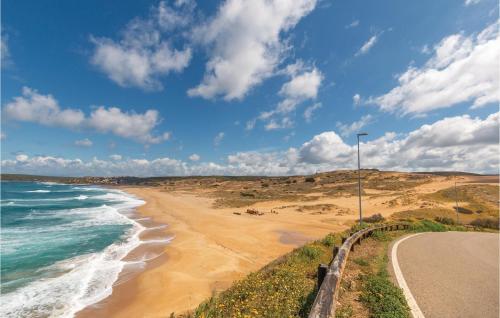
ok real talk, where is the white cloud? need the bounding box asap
[336,114,374,137]
[370,23,499,115]
[299,112,499,173]
[250,61,323,130]
[465,0,480,6]
[90,1,192,90]
[303,102,322,123]
[352,93,361,106]
[1,27,10,68]
[265,117,294,130]
[1,132,6,140]
[188,0,318,100]
[276,65,323,113]
[75,138,93,147]
[3,87,171,144]
[3,87,85,129]
[3,112,497,176]
[189,153,200,161]
[421,44,431,54]
[15,154,29,162]
[88,107,170,144]
[110,154,122,161]
[214,132,225,146]
[355,35,378,56]
[345,20,359,29]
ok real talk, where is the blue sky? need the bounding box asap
[1,0,499,176]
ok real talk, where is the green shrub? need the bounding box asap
[353,258,369,266]
[363,213,385,223]
[434,216,455,225]
[299,245,321,260]
[321,233,336,247]
[409,219,446,232]
[454,206,473,214]
[336,305,353,318]
[470,218,499,229]
[305,177,315,183]
[371,230,391,242]
[360,273,410,318]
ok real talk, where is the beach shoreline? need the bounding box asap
[76,175,495,317]
[76,186,348,317]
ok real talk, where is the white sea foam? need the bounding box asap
[0,187,171,318]
[26,189,51,193]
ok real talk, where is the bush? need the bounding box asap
[434,216,455,225]
[363,213,385,223]
[299,245,321,260]
[353,258,369,266]
[470,218,499,229]
[409,219,447,232]
[305,177,315,183]
[454,206,473,214]
[371,230,390,242]
[360,273,410,318]
[321,233,336,247]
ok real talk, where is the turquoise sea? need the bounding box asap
[0,181,148,317]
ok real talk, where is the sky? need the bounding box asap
[1,0,499,176]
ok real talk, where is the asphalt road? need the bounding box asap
[391,231,499,318]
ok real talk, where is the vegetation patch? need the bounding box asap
[434,216,456,225]
[363,213,385,223]
[470,218,499,229]
[360,271,409,318]
[184,233,342,318]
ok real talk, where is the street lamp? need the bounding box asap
[357,132,368,225]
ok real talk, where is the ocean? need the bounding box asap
[0,181,153,317]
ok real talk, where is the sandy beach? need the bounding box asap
[76,173,498,317]
[77,187,350,317]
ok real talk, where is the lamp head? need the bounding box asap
[357,132,368,136]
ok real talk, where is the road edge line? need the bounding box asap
[391,233,426,318]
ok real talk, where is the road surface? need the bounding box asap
[390,231,499,318]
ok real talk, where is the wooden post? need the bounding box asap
[317,264,328,289]
[333,246,339,258]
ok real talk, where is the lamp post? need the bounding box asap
[357,132,368,225]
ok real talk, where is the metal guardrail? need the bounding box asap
[308,223,409,318]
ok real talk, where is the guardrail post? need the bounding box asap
[333,246,339,258]
[317,264,328,290]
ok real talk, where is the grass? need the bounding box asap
[359,271,410,318]
[181,219,489,318]
[186,233,342,318]
[470,218,499,229]
[421,184,499,218]
[362,239,409,318]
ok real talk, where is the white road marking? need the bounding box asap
[392,233,426,318]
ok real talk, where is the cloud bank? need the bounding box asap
[4,112,498,176]
[370,23,499,115]
[3,87,171,144]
